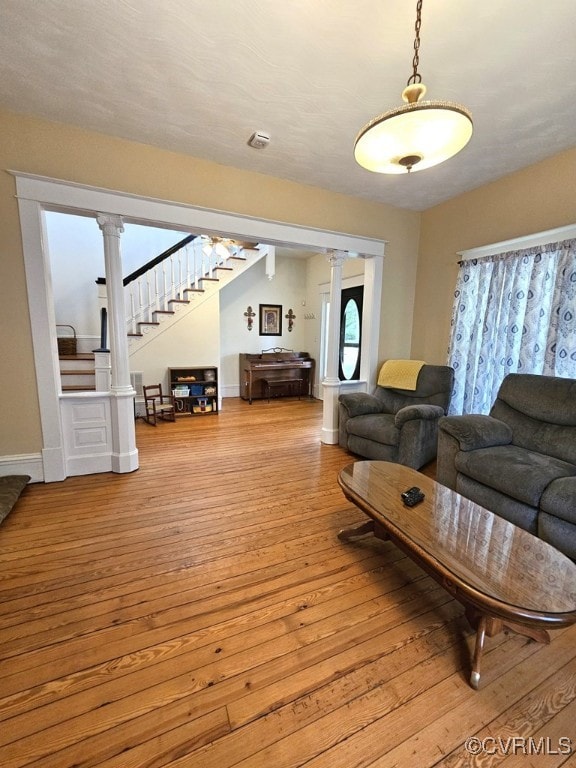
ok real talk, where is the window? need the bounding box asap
[339,286,363,380]
[448,237,576,414]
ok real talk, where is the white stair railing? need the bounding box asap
[124,237,247,334]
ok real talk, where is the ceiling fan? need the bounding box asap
[200,235,260,257]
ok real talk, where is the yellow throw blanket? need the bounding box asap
[377,359,425,391]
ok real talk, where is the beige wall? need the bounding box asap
[412,147,576,364]
[0,109,420,458]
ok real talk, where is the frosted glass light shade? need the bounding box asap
[202,239,231,259]
[354,99,473,174]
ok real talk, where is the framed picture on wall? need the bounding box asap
[259,304,282,336]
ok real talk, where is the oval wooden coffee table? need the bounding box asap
[337,461,576,689]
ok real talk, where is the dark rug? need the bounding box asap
[0,475,30,525]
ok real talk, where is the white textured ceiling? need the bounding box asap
[1,0,575,211]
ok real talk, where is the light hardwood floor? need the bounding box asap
[1,398,575,767]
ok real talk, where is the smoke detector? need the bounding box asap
[248,131,270,149]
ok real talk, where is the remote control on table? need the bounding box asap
[401,486,425,507]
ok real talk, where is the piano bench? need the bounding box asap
[262,378,303,402]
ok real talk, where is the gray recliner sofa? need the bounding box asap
[437,373,576,560]
[338,364,454,469]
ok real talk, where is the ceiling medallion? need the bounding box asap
[354,0,473,174]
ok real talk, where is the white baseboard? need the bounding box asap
[220,385,321,400]
[66,454,112,476]
[220,385,240,398]
[320,427,339,445]
[0,453,44,483]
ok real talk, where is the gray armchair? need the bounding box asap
[338,364,454,469]
[437,373,576,560]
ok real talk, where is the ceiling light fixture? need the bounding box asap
[202,236,231,259]
[354,0,473,174]
[201,236,260,259]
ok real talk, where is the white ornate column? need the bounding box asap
[97,214,139,473]
[321,250,347,444]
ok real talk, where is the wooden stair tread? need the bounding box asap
[61,384,96,391]
[127,247,252,343]
[61,369,96,376]
[59,353,95,360]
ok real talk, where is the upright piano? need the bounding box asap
[239,349,315,403]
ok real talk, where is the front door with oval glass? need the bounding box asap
[339,286,363,380]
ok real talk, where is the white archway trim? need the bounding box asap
[11,171,386,257]
[11,171,386,478]
[17,189,66,481]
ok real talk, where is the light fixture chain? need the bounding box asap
[408,0,423,86]
[353,0,472,174]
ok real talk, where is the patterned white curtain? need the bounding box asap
[447,238,576,414]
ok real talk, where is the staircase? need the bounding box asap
[59,352,96,392]
[59,235,267,391]
[127,263,239,341]
[123,236,266,352]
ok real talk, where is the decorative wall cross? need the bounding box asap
[285,308,296,332]
[244,305,256,331]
